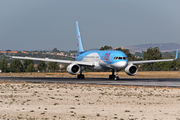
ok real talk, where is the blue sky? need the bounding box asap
[1,0,180,51]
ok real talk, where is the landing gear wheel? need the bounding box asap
[114,76,119,81]
[77,74,85,79]
[109,69,120,80]
[109,75,119,80]
[109,75,115,79]
[109,75,112,79]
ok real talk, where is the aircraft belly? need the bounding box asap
[99,61,113,69]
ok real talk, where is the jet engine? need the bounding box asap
[125,64,138,76]
[67,64,81,75]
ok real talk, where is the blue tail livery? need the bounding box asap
[76,21,84,52]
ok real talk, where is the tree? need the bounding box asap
[135,52,143,58]
[164,53,173,58]
[26,64,36,72]
[48,62,60,72]
[37,61,47,72]
[141,47,162,71]
[143,47,162,60]
[9,59,23,72]
[0,59,8,72]
[156,60,179,71]
[23,60,35,71]
[6,49,12,52]
[52,48,59,52]
[100,45,112,50]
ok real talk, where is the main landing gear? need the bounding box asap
[77,73,85,79]
[109,69,119,80]
[77,67,85,79]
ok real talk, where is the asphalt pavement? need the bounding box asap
[0,76,180,88]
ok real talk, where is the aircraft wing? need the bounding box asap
[129,49,178,65]
[129,59,175,65]
[7,55,93,66]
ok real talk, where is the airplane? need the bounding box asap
[5,21,178,80]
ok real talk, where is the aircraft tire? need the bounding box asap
[109,75,117,80]
[114,76,119,81]
[77,74,85,79]
[82,74,85,79]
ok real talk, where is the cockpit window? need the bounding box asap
[114,57,118,60]
[114,57,127,60]
[123,57,127,60]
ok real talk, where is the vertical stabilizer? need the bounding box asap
[76,21,84,52]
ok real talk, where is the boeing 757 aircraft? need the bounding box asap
[6,21,178,80]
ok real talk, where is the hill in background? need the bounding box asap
[120,43,180,53]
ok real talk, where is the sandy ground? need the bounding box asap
[0,82,180,120]
[0,71,180,79]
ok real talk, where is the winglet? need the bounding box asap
[174,48,178,60]
[76,21,84,52]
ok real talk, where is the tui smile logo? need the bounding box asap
[77,36,81,46]
[77,39,79,46]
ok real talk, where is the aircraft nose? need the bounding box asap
[111,61,128,69]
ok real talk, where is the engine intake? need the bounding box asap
[67,64,81,75]
[125,64,138,76]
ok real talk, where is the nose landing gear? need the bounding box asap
[109,69,119,80]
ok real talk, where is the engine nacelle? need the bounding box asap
[67,64,81,75]
[125,64,138,76]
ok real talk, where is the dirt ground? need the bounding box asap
[0,71,180,79]
[0,82,180,120]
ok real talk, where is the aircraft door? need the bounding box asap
[109,54,113,63]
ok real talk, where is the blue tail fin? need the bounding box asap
[76,21,84,52]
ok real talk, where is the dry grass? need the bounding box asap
[0,71,180,78]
